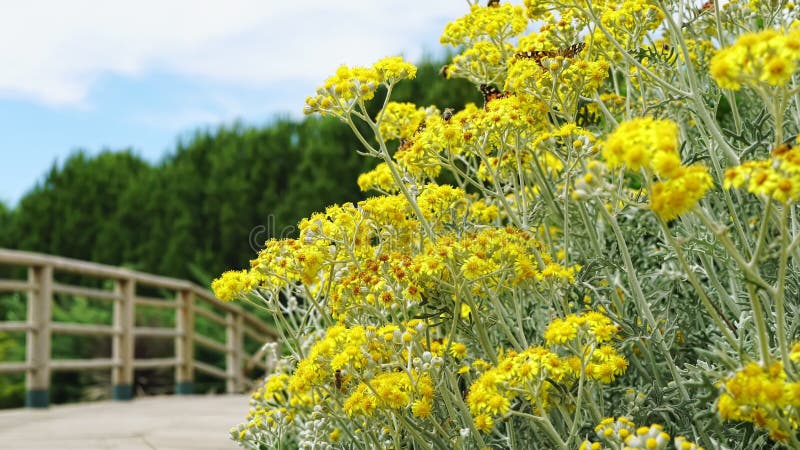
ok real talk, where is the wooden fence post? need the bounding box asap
[175,289,195,394]
[25,265,52,408]
[112,278,135,400]
[225,311,243,393]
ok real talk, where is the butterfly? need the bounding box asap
[479,83,511,109]
[515,42,586,67]
[682,1,715,27]
[398,120,428,152]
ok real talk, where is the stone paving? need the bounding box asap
[0,395,248,450]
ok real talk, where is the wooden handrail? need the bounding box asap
[0,248,279,408]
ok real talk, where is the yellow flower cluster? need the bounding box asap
[217,195,421,306]
[211,269,253,302]
[544,312,628,383]
[505,54,609,115]
[215,187,580,323]
[532,122,595,158]
[717,361,800,442]
[289,322,442,404]
[792,342,800,362]
[582,417,704,450]
[447,95,557,185]
[377,102,428,141]
[650,165,714,221]
[393,110,474,179]
[422,227,579,289]
[357,162,399,193]
[417,184,468,229]
[602,118,679,174]
[724,143,800,203]
[589,0,665,62]
[450,40,515,81]
[522,0,554,19]
[544,312,621,345]
[235,322,451,447]
[304,57,416,117]
[710,27,800,90]
[219,186,577,322]
[343,370,434,418]
[329,226,577,321]
[468,313,626,433]
[373,56,418,83]
[601,118,712,220]
[469,199,500,223]
[478,93,545,133]
[585,93,626,122]
[440,3,528,47]
[466,346,557,432]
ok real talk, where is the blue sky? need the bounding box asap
[0,1,471,206]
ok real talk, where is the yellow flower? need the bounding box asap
[650,165,713,221]
[305,65,380,117]
[469,201,500,223]
[544,312,621,346]
[372,56,417,83]
[473,413,495,433]
[461,255,495,279]
[725,144,800,203]
[412,398,433,418]
[601,118,679,174]
[790,342,800,362]
[441,3,528,47]
[305,57,414,118]
[358,163,401,193]
[211,270,253,302]
[449,342,468,359]
[718,362,797,441]
[711,28,800,90]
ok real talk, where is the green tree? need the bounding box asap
[8,150,151,265]
[0,201,10,248]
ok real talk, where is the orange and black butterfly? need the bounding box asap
[515,42,586,67]
[398,120,428,152]
[699,0,714,11]
[479,83,510,109]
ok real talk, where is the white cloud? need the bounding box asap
[0,1,471,107]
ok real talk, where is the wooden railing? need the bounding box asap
[0,248,278,408]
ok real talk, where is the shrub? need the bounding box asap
[217,1,800,449]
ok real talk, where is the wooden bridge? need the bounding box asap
[0,249,278,448]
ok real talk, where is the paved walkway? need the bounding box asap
[0,395,248,450]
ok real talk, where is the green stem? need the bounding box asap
[656,218,738,348]
[600,206,690,400]
[776,205,791,372]
[746,284,772,364]
[507,410,567,450]
[694,209,773,293]
[655,0,740,164]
